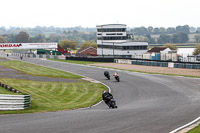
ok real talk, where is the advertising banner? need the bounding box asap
[0,43,58,50]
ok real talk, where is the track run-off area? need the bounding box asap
[1,54,200,133]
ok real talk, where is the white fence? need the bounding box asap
[0,94,30,110]
[115,59,200,69]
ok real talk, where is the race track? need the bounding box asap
[1,54,200,133]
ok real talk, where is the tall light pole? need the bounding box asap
[113,42,115,56]
[101,25,103,57]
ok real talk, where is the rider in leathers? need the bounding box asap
[102,90,113,107]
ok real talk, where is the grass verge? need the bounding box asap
[47,59,200,78]
[0,86,22,95]
[91,65,200,79]
[187,124,200,133]
[48,58,103,65]
[0,60,82,79]
[0,78,107,114]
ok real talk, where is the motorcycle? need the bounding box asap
[104,71,110,80]
[105,96,117,109]
[114,75,120,82]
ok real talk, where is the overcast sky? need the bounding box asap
[1,0,199,28]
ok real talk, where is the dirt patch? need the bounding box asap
[91,63,200,77]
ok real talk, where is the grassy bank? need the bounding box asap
[0,60,82,79]
[0,86,22,95]
[91,65,200,79]
[0,78,107,114]
[0,60,107,114]
[187,124,200,133]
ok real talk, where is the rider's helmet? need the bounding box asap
[104,71,109,76]
[103,90,107,93]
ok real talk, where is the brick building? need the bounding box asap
[76,47,97,57]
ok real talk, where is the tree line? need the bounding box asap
[0,28,200,55]
[0,26,97,47]
[0,25,200,48]
[130,25,200,35]
[0,31,97,50]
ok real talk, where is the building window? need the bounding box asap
[97,29,102,32]
[102,36,127,40]
[98,45,147,50]
[97,37,102,40]
[106,33,116,35]
[100,28,126,32]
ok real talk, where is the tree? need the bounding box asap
[193,44,200,55]
[171,33,180,43]
[172,32,188,43]
[167,27,176,34]
[16,31,31,43]
[132,27,148,36]
[145,34,156,44]
[197,27,200,33]
[182,25,190,33]
[2,34,16,43]
[157,34,172,44]
[134,36,148,42]
[190,27,196,33]
[179,32,189,43]
[147,26,153,33]
[176,25,190,34]
[32,34,46,43]
[80,40,97,49]
[163,43,177,50]
[194,35,200,43]
[159,27,166,34]
[59,40,77,50]
[153,28,160,34]
[46,34,61,43]
[0,35,7,43]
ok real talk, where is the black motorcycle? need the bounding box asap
[114,75,120,82]
[104,71,110,80]
[105,96,117,109]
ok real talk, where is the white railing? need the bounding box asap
[0,94,30,110]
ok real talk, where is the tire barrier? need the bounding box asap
[0,94,31,110]
[0,82,31,110]
[131,60,169,67]
[114,59,200,69]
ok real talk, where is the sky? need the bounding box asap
[0,0,200,28]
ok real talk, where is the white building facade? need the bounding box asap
[96,24,148,56]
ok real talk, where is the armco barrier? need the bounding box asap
[0,82,31,110]
[0,94,31,110]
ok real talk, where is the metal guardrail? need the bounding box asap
[0,82,31,110]
[115,59,200,69]
[0,94,31,110]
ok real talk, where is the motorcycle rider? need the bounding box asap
[102,90,114,107]
[113,72,119,77]
[104,71,109,77]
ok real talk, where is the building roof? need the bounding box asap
[147,47,168,53]
[76,47,97,53]
[96,24,126,27]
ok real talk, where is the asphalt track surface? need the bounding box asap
[1,55,200,133]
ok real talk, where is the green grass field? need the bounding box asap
[0,78,107,114]
[0,60,107,114]
[0,60,82,79]
[187,124,200,133]
[0,86,22,95]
